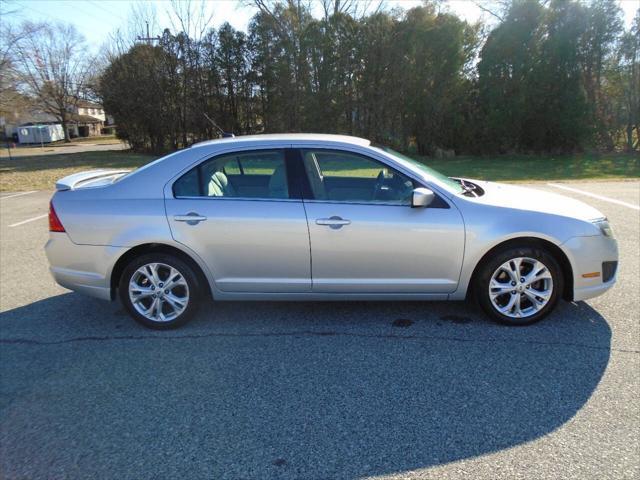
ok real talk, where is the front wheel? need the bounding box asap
[119,253,201,329]
[475,246,564,326]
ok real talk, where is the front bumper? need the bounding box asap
[561,235,619,302]
[45,233,127,301]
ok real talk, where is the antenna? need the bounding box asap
[204,113,234,138]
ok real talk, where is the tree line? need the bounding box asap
[4,0,639,154]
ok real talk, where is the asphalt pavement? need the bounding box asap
[0,181,638,479]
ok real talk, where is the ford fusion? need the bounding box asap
[45,134,618,329]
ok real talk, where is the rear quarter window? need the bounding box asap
[173,168,200,196]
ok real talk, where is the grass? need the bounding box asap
[0,150,154,192]
[421,152,639,182]
[0,149,637,192]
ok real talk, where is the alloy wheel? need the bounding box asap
[488,256,554,319]
[128,262,190,322]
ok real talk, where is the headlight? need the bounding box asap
[593,218,614,238]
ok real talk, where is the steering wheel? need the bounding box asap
[373,170,387,200]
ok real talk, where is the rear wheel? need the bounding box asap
[475,246,563,326]
[119,253,200,329]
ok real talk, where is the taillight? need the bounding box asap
[49,201,65,232]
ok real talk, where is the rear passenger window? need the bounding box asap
[237,154,282,175]
[173,149,289,199]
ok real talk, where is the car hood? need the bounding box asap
[467,180,605,221]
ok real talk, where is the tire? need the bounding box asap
[475,245,564,326]
[119,253,201,329]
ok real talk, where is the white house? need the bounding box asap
[1,99,110,142]
[76,100,106,122]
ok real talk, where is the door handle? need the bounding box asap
[174,212,207,224]
[316,216,351,229]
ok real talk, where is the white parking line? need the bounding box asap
[8,213,48,228]
[547,183,640,211]
[0,190,37,200]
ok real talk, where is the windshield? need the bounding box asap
[372,145,462,193]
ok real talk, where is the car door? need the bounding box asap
[297,148,465,294]
[164,148,311,293]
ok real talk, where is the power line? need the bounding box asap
[60,0,103,23]
[85,0,127,23]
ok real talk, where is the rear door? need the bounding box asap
[297,148,465,294]
[165,148,311,293]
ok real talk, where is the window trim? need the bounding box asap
[172,148,297,201]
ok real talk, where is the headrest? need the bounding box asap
[212,171,228,187]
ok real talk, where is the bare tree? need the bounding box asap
[101,2,160,62]
[320,0,383,20]
[167,0,214,42]
[1,23,36,121]
[12,22,93,141]
[470,0,509,22]
[0,0,20,17]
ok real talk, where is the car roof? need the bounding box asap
[191,133,371,149]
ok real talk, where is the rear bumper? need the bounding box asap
[45,233,126,301]
[561,235,619,302]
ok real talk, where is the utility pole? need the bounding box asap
[137,21,160,45]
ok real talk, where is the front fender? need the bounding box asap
[448,201,587,300]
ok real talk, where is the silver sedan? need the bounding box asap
[45,134,618,329]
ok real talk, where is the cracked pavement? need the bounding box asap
[1,181,638,479]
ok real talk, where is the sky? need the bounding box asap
[3,0,639,50]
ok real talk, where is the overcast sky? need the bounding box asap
[5,0,639,50]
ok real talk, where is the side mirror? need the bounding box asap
[411,187,435,208]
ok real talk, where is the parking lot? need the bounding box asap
[1,181,638,479]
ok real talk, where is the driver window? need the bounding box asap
[301,149,414,204]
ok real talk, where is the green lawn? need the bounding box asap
[0,150,154,192]
[0,149,637,192]
[422,152,639,182]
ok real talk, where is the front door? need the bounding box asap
[165,148,311,293]
[298,148,464,293]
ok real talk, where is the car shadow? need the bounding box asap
[0,294,611,479]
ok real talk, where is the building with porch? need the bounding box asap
[1,99,109,142]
